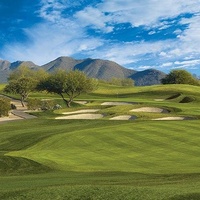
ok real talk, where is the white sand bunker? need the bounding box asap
[153,116,194,120]
[110,115,137,120]
[56,114,103,120]
[154,99,164,101]
[101,102,132,106]
[74,101,88,105]
[131,107,169,113]
[62,109,99,115]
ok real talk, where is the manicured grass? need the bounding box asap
[0,83,200,199]
[5,120,200,174]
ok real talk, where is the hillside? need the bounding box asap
[0,60,38,82]
[42,57,136,80]
[0,57,165,85]
[130,69,166,86]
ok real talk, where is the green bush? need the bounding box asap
[40,100,56,110]
[109,78,134,86]
[0,97,11,117]
[27,98,42,110]
[27,99,56,110]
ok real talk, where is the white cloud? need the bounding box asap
[161,62,173,67]
[98,0,200,27]
[174,59,200,66]
[148,31,156,35]
[138,66,152,70]
[74,7,113,33]
[1,0,200,75]
[2,23,104,65]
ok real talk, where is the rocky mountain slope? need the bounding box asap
[0,57,166,85]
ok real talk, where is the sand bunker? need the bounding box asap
[154,99,164,101]
[131,107,169,113]
[153,116,194,120]
[56,113,103,120]
[101,102,132,106]
[62,109,99,115]
[74,101,88,105]
[110,115,137,120]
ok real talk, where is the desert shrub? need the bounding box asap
[0,97,11,117]
[27,99,56,110]
[11,103,17,109]
[40,99,56,110]
[27,98,42,110]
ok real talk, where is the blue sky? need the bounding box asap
[0,0,200,75]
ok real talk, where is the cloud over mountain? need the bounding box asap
[0,0,200,75]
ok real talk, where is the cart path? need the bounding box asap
[0,95,37,123]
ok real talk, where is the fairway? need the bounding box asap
[6,120,200,174]
[0,84,200,199]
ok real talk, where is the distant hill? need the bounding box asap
[0,60,38,82]
[0,57,166,85]
[130,69,166,86]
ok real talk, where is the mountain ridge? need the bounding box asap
[0,57,166,85]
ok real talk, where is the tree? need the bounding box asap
[161,69,200,86]
[0,97,10,117]
[4,77,37,107]
[121,78,134,86]
[37,70,98,107]
[4,66,48,106]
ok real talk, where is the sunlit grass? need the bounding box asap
[0,83,200,199]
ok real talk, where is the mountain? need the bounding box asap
[0,60,38,83]
[41,57,136,80]
[130,69,166,86]
[41,56,82,72]
[10,61,38,70]
[0,57,166,85]
[0,60,11,70]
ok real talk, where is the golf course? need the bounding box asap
[0,83,200,200]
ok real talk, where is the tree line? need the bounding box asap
[3,66,98,108]
[1,67,199,117]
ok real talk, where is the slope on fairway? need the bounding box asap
[6,120,200,174]
[0,155,52,175]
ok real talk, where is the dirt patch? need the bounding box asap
[56,114,103,120]
[131,107,169,113]
[62,109,100,115]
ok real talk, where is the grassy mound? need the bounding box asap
[0,155,52,175]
